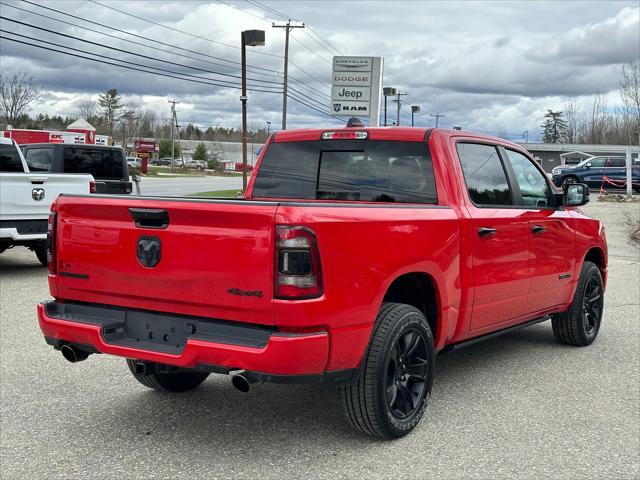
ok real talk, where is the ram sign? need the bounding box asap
[331,56,383,126]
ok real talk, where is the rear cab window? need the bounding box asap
[252,139,437,203]
[63,147,125,180]
[0,144,25,172]
[24,147,53,172]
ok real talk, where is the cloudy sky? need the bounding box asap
[0,0,638,140]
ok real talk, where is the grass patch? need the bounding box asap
[191,189,242,198]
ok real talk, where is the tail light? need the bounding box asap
[275,226,323,299]
[89,181,96,194]
[46,210,57,274]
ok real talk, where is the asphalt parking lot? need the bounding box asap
[1,199,638,479]
[135,175,243,197]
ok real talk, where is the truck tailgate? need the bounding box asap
[0,173,92,221]
[54,196,278,326]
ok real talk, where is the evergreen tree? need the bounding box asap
[192,142,208,161]
[540,109,568,143]
[98,88,122,136]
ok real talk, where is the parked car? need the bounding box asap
[20,143,131,194]
[151,157,172,166]
[551,155,640,191]
[0,137,93,264]
[38,124,607,439]
[126,157,141,169]
[185,159,207,170]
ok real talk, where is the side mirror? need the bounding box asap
[584,163,591,169]
[563,183,589,207]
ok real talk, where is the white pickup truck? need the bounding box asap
[0,137,94,265]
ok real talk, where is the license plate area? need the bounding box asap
[121,311,194,354]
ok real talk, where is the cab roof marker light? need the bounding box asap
[321,131,368,140]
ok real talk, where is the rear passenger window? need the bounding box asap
[457,143,512,206]
[607,158,625,168]
[25,148,53,172]
[253,140,437,203]
[504,149,551,207]
[0,144,24,172]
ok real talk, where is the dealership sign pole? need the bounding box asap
[331,56,383,126]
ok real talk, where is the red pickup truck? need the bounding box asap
[38,124,607,439]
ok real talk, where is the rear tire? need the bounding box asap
[126,359,209,392]
[34,243,47,266]
[339,302,435,439]
[552,261,604,346]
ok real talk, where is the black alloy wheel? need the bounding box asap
[339,302,435,439]
[385,329,429,420]
[552,261,604,346]
[582,275,603,336]
[562,176,578,187]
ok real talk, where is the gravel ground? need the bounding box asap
[1,199,638,480]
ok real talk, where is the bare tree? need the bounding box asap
[77,99,98,120]
[0,73,40,125]
[563,99,579,143]
[620,60,640,124]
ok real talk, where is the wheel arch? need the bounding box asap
[382,272,441,346]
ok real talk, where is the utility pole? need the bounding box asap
[430,113,445,128]
[392,91,408,126]
[168,100,180,173]
[272,20,305,130]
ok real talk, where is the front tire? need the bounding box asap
[561,176,578,187]
[552,261,604,346]
[339,303,435,439]
[126,359,209,392]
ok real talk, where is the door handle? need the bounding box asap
[478,227,496,237]
[531,225,546,234]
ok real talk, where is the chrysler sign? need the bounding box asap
[331,56,383,125]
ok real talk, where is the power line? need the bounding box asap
[212,0,332,97]
[0,1,281,80]
[18,0,280,75]
[0,16,283,87]
[244,0,333,66]
[0,33,282,93]
[88,0,283,59]
[287,92,343,123]
[288,76,331,100]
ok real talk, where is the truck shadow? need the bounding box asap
[0,254,45,275]
[83,323,563,456]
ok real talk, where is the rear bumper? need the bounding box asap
[38,301,346,382]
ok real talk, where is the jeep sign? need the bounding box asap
[331,86,371,102]
[331,56,383,125]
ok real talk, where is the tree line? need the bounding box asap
[541,60,639,144]
[0,80,269,144]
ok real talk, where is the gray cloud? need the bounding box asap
[0,0,637,137]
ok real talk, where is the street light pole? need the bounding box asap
[411,105,420,127]
[382,87,396,127]
[241,29,265,193]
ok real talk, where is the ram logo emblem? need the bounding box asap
[32,188,45,201]
[137,236,161,268]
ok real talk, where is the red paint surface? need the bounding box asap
[40,128,608,375]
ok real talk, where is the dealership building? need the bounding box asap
[517,142,640,172]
